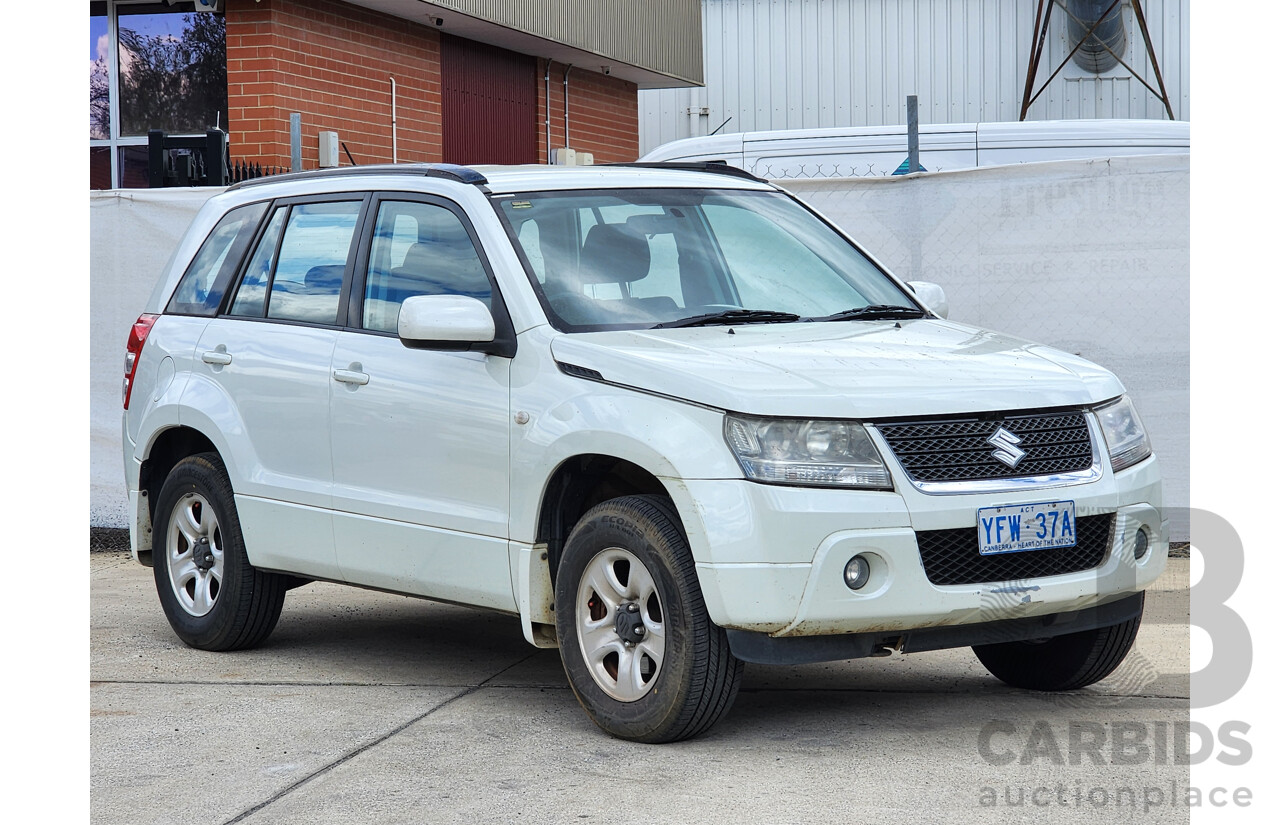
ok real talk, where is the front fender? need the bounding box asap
[510,390,740,540]
[510,334,742,548]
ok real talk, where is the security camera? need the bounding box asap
[601,66,611,75]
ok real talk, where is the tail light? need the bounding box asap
[123,314,159,410]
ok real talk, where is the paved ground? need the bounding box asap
[91,552,1190,824]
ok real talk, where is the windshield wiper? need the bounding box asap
[805,304,928,322]
[652,309,801,329]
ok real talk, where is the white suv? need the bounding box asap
[122,162,1165,743]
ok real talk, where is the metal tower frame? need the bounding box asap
[1019,0,1176,121]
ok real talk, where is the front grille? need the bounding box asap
[916,514,1114,585]
[877,410,1094,484]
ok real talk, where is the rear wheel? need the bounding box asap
[555,495,743,743]
[152,453,286,651]
[972,594,1144,691]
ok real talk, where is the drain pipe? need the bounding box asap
[563,65,573,154]
[544,61,552,163]
[389,76,398,163]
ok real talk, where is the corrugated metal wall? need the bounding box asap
[639,0,1189,155]
[434,0,704,84]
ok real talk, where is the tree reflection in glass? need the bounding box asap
[116,10,228,137]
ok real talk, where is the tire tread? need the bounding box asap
[154,453,285,652]
[973,592,1144,691]
[556,494,743,742]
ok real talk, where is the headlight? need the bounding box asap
[723,415,892,489]
[1093,395,1152,472]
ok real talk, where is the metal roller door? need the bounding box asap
[441,34,537,165]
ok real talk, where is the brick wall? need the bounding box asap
[225,0,442,169]
[224,1,638,170]
[537,60,640,164]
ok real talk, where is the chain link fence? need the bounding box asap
[754,161,911,180]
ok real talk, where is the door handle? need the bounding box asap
[201,350,232,366]
[333,368,369,386]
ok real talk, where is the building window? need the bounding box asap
[89,1,228,189]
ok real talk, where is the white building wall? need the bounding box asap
[639,0,1189,156]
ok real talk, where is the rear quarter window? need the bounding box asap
[166,201,268,316]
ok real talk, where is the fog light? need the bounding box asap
[843,555,871,590]
[1134,528,1150,560]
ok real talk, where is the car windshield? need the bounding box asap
[494,188,917,331]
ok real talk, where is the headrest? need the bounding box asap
[395,243,433,276]
[304,264,344,290]
[578,223,650,284]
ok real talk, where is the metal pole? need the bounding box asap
[563,65,573,151]
[107,7,121,187]
[1131,0,1177,120]
[1020,1,1051,121]
[389,77,398,163]
[147,130,166,188]
[907,96,919,174]
[289,113,302,172]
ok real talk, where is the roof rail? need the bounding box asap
[602,161,768,184]
[227,162,488,191]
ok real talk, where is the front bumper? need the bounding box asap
[727,591,1146,665]
[677,454,1165,638]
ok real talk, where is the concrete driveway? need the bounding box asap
[91,551,1190,824]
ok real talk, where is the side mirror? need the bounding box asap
[907,281,949,319]
[398,294,495,349]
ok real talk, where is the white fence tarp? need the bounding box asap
[90,188,220,527]
[89,156,1188,537]
[782,154,1189,538]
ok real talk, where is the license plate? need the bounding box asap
[977,500,1077,555]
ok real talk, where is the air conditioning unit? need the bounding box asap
[318,131,340,168]
[552,147,595,166]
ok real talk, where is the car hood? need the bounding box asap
[548,319,1125,419]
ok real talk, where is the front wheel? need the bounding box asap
[554,495,743,743]
[152,453,286,651]
[972,593,1144,691]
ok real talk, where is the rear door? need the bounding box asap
[328,193,514,611]
[189,194,368,579]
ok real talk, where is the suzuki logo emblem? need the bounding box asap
[988,426,1026,469]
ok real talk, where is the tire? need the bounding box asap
[554,495,743,743]
[972,593,1145,691]
[152,452,286,651]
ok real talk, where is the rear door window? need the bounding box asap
[227,200,363,324]
[267,202,362,325]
